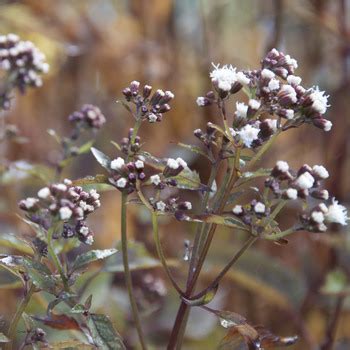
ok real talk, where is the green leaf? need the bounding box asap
[23,257,51,275]
[71,249,118,272]
[320,269,349,295]
[46,340,94,349]
[88,313,125,350]
[176,213,248,231]
[237,168,272,187]
[70,303,86,314]
[91,147,111,170]
[182,284,218,306]
[27,267,56,293]
[78,140,95,155]
[0,333,10,343]
[104,241,175,272]
[176,142,211,161]
[0,233,33,255]
[172,167,209,191]
[72,175,110,187]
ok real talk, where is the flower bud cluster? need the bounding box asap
[122,81,174,123]
[68,104,106,130]
[193,122,217,147]
[0,34,49,109]
[267,161,330,200]
[18,179,100,245]
[150,197,192,214]
[109,156,146,193]
[120,128,142,155]
[232,199,269,228]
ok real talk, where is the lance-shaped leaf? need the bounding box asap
[175,213,248,231]
[32,313,81,331]
[91,147,112,170]
[0,233,33,255]
[43,340,94,349]
[47,292,77,314]
[176,142,211,161]
[71,249,118,272]
[88,313,125,350]
[237,168,272,187]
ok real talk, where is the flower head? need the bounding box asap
[325,198,348,226]
[210,64,237,91]
[237,124,260,148]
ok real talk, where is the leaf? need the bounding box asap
[110,141,121,151]
[0,333,10,343]
[27,266,56,293]
[104,241,176,272]
[23,257,51,275]
[70,303,86,314]
[78,140,95,155]
[237,168,272,187]
[176,142,211,161]
[176,213,248,231]
[32,313,81,331]
[71,249,118,272]
[42,340,94,349]
[91,147,111,170]
[47,292,77,314]
[182,284,218,306]
[0,254,25,278]
[0,233,33,255]
[88,313,125,350]
[320,269,349,296]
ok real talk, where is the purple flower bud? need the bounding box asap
[143,84,152,98]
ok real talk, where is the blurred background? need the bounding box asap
[0,0,350,349]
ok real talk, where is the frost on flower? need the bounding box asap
[325,199,348,226]
[237,124,260,148]
[210,64,237,91]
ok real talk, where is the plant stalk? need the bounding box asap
[121,192,147,350]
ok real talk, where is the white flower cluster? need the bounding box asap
[210,63,250,92]
[0,33,49,89]
[19,179,100,244]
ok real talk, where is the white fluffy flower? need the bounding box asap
[276,160,289,172]
[196,97,207,106]
[295,172,315,189]
[59,206,73,220]
[210,64,237,91]
[135,160,144,169]
[254,202,266,214]
[279,85,297,103]
[167,158,179,169]
[285,54,298,69]
[312,165,329,179]
[236,71,250,85]
[261,68,275,79]
[176,157,187,169]
[110,157,125,170]
[309,87,329,114]
[150,174,161,186]
[116,178,127,188]
[325,199,348,226]
[323,120,332,132]
[235,102,248,119]
[148,113,158,123]
[156,201,166,212]
[285,188,298,200]
[85,235,94,245]
[248,99,261,110]
[285,109,294,120]
[237,124,260,148]
[37,187,51,199]
[287,75,302,85]
[23,197,38,209]
[311,211,325,224]
[268,78,280,91]
[232,205,243,215]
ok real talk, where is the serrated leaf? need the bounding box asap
[88,313,125,350]
[71,249,118,272]
[91,147,111,170]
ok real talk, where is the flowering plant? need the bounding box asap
[0,34,348,349]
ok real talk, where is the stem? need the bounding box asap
[168,148,242,349]
[151,212,184,295]
[263,227,295,240]
[47,227,69,292]
[321,295,345,350]
[121,192,147,350]
[5,285,35,350]
[189,236,258,300]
